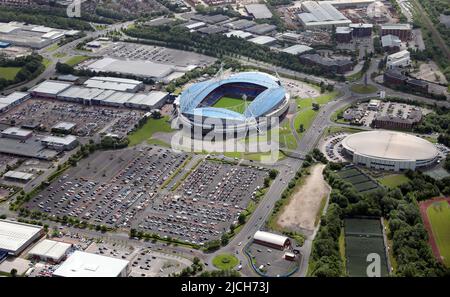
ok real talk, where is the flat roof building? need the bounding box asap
[381,23,412,41]
[281,44,313,55]
[1,127,32,140]
[245,4,273,19]
[30,80,73,99]
[245,24,277,35]
[51,122,76,133]
[3,170,33,182]
[224,30,253,39]
[298,1,351,29]
[0,220,44,255]
[0,22,68,49]
[248,36,277,46]
[0,92,30,113]
[28,239,71,263]
[41,135,78,151]
[53,251,130,277]
[84,57,175,81]
[83,77,144,93]
[386,49,411,69]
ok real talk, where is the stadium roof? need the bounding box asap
[179,72,286,120]
[0,220,43,254]
[342,131,438,161]
[53,251,129,277]
[28,239,71,261]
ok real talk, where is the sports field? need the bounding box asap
[378,174,410,188]
[0,66,20,80]
[212,96,250,114]
[425,199,450,267]
[344,218,389,277]
[336,166,381,193]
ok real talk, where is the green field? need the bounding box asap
[212,254,239,270]
[344,218,389,277]
[212,96,250,114]
[427,201,450,267]
[65,55,90,66]
[294,108,318,139]
[127,116,172,146]
[350,84,378,94]
[0,66,20,80]
[378,174,410,188]
[278,120,297,150]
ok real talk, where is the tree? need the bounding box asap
[299,124,304,133]
[221,233,229,246]
[269,169,278,179]
[10,268,17,277]
[238,213,246,225]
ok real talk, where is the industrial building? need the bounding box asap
[381,24,412,41]
[342,131,438,171]
[386,50,411,69]
[41,135,78,151]
[1,127,32,140]
[83,57,173,81]
[297,1,351,29]
[30,80,169,110]
[224,19,256,30]
[0,22,79,49]
[51,122,76,134]
[326,0,375,8]
[381,34,401,53]
[299,54,353,74]
[281,44,313,55]
[53,251,130,277]
[372,109,422,130]
[336,27,353,43]
[244,24,277,35]
[3,170,33,182]
[0,219,44,256]
[224,30,253,40]
[349,23,373,37]
[253,231,291,250]
[248,36,277,46]
[0,92,30,113]
[30,80,73,99]
[245,4,273,19]
[28,239,72,264]
[83,77,144,93]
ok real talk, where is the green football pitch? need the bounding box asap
[212,96,250,114]
[427,201,450,267]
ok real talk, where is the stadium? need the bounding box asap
[176,72,290,138]
[342,130,439,171]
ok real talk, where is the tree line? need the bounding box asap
[309,163,450,277]
[0,54,45,91]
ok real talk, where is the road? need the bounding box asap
[2,27,449,277]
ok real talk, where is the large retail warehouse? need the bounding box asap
[342,131,439,171]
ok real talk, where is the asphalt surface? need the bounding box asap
[2,25,449,277]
